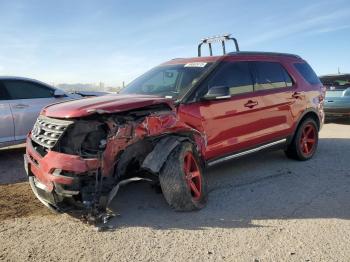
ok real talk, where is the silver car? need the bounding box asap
[0,77,77,148]
[320,74,350,117]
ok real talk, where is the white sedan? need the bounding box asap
[0,77,80,148]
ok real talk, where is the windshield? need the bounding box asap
[120,63,213,100]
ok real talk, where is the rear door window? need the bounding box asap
[3,80,54,100]
[294,63,321,85]
[253,62,292,91]
[208,62,254,95]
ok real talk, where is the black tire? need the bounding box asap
[159,142,207,211]
[285,118,319,161]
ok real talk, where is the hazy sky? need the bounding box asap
[0,0,349,86]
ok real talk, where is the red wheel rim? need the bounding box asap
[183,152,202,200]
[299,123,317,156]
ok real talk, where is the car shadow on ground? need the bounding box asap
[106,137,350,230]
[325,117,350,125]
[0,147,26,184]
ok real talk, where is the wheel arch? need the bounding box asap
[141,132,205,175]
[289,108,321,145]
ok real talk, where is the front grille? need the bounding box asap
[31,115,74,149]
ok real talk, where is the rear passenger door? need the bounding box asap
[251,61,295,140]
[0,81,14,144]
[3,80,61,141]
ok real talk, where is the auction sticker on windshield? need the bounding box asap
[184,62,207,67]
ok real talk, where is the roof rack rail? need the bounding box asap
[228,51,301,59]
[198,34,239,57]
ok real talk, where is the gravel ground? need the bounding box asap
[0,119,349,261]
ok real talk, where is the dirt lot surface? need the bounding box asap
[1,119,350,261]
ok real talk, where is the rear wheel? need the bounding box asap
[159,142,207,211]
[285,118,318,161]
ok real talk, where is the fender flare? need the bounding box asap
[141,136,190,174]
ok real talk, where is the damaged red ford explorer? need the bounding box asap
[24,35,325,222]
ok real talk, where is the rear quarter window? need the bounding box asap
[294,63,321,85]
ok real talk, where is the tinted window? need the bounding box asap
[294,63,321,85]
[208,62,254,95]
[3,80,54,100]
[282,68,293,87]
[0,82,10,100]
[254,62,292,91]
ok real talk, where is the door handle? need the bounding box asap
[13,104,29,109]
[244,100,258,108]
[291,92,304,99]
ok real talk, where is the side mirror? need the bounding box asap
[202,86,231,101]
[54,89,66,98]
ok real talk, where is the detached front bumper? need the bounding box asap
[24,136,100,209]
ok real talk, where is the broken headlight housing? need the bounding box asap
[56,121,108,158]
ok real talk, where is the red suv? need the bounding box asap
[25,35,324,219]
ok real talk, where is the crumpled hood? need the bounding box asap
[42,94,174,118]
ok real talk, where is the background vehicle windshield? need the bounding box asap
[320,75,350,90]
[120,63,212,99]
[325,79,350,90]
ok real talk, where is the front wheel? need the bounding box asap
[285,118,319,161]
[159,142,207,211]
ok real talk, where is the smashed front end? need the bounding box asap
[24,103,204,222]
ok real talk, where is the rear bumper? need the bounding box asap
[25,136,100,207]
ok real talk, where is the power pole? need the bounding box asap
[99,81,105,91]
